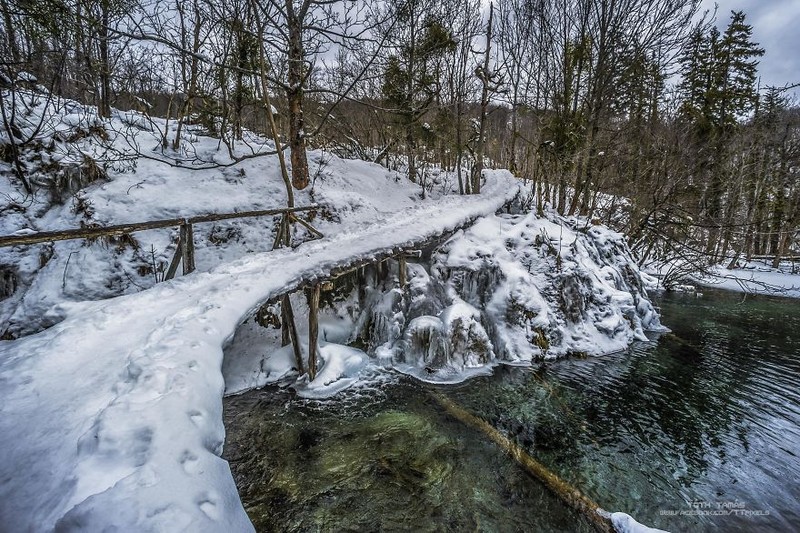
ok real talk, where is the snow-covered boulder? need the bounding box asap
[431,212,664,361]
[345,210,663,383]
[439,300,494,369]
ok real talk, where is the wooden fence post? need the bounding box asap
[272,214,287,250]
[308,284,320,381]
[180,221,195,274]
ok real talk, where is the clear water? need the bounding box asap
[223,289,800,531]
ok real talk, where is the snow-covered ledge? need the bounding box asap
[0,172,519,531]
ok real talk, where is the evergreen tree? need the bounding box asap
[678,26,715,135]
[677,11,765,261]
[381,0,455,183]
[714,10,764,130]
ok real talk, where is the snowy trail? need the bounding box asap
[0,172,519,532]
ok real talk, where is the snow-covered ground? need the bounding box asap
[644,258,800,298]
[0,128,520,530]
[1,90,481,337]
[693,261,800,298]
[1,91,665,532]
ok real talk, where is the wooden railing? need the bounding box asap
[0,204,321,279]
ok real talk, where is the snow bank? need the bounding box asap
[642,256,800,299]
[0,163,518,531]
[279,209,663,385]
[611,512,670,533]
[297,343,370,399]
[693,262,800,298]
[421,211,664,365]
[0,90,459,337]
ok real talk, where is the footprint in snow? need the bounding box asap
[179,450,200,474]
[197,493,219,520]
[188,409,205,428]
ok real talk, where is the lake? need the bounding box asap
[223,288,800,531]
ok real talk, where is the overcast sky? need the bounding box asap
[701,0,800,91]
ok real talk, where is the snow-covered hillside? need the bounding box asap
[1,90,479,337]
[1,92,664,532]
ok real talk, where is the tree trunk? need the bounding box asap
[0,0,20,65]
[405,112,417,183]
[508,87,518,174]
[471,2,493,195]
[98,0,112,118]
[173,0,202,150]
[286,2,310,190]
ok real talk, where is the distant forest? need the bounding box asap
[0,0,798,273]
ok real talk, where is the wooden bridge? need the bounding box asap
[0,202,471,380]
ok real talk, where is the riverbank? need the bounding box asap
[693,261,800,298]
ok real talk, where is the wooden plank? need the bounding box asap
[235,208,512,306]
[0,205,319,248]
[189,206,317,225]
[307,284,320,381]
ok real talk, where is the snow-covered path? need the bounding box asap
[0,172,519,532]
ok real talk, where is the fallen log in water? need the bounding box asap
[432,391,615,533]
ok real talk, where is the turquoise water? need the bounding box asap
[223,289,800,531]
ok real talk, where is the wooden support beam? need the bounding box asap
[164,237,183,281]
[289,213,324,239]
[398,255,407,287]
[307,284,320,381]
[357,266,365,305]
[377,259,386,283]
[180,222,195,274]
[281,295,304,374]
[282,212,291,247]
[272,213,288,250]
